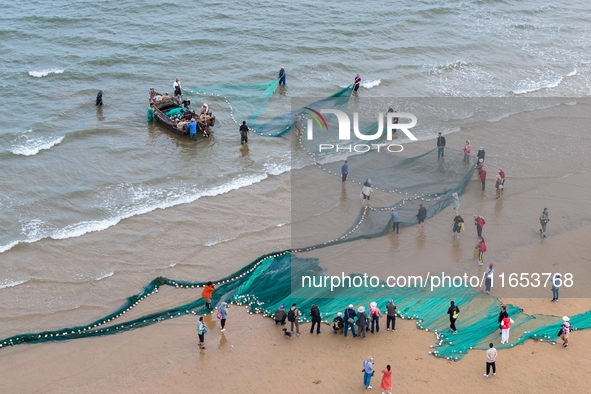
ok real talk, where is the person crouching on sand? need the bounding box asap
[274,305,287,325]
[332,312,344,334]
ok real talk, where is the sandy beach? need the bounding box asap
[2,101,591,393]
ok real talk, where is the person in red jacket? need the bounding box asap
[474,215,485,238]
[201,281,215,310]
[480,167,487,191]
[477,237,487,266]
[501,315,512,344]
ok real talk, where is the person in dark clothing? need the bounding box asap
[437,132,446,158]
[274,305,287,325]
[357,306,368,339]
[477,147,485,163]
[278,66,286,85]
[309,304,321,334]
[183,106,194,120]
[452,215,464,239]
[386,299,397,331]
[332,312,344,334]
[343,304,357,337]
[240,121,249,145]
[447,301,460,334]
[498,305,508,334]
[353,75,361,92]
[416,203,427,231]
[182,96,191,108]
[96,90,103,106]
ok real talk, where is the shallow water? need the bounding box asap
[1,0,591,338]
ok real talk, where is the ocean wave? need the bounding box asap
[203,235,238,247]
[361,79,381,89]
[95,271,114,281]
[0,279,28,290]
[10,136,64,156]
[28,69,65,78]
[511,68,577,95]
[0,165,292,254]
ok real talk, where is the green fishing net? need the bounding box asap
[1,84,587,362]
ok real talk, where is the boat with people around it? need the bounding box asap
[149,88,215,138]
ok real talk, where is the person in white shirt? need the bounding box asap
[173,78,182,96]
[484,342,497,377]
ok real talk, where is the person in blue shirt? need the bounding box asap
[187,118,197,139]
[96,90,103,106]
[391,208,400,234]
[278,66,286,85]
[341,160,348,184]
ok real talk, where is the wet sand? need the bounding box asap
[1,102,591,392]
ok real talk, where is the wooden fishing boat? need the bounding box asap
[149,88,215,137]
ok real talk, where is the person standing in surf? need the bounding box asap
[147,102,155,122]
[96,90,103,106]
[341,160,349,185]
[240,121,250,145]
[416,203,427,231]
[361,179,373,207]
[353,74,361,93]
[173,78,182,96]
[437,132,446,158]
[462,140,471,163]
[278,66,286,85]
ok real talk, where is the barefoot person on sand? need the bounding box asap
[380,365,392,394]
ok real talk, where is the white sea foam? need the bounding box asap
[340,79,381,89]
[0,279,28,290]
[28,69,65,78]
[361,79,381,89]
[0,164,293,253]
[10,136,64,156]
[95,271,114,281]
[512,68,577,95]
